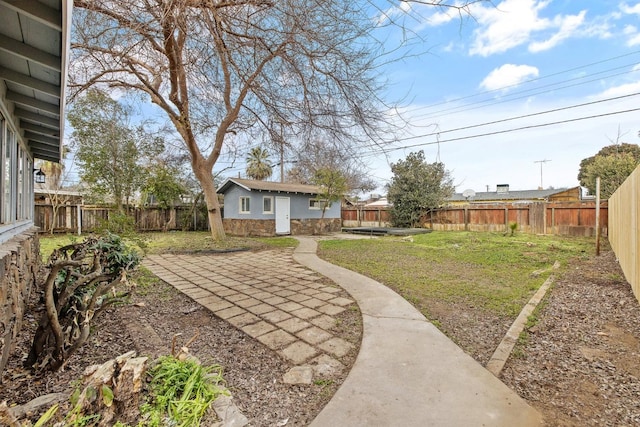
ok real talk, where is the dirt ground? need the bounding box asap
[1,245,639,426]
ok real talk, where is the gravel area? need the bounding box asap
[501,249,640,426]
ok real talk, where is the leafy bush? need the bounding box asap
[25,233,140,371]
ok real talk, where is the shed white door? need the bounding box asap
[275,197,291,235]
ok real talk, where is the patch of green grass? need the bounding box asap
[131,266,174,300]
[39,234,80,261]
[144,232,298,254]
[318,231,592,318]
[142,355,227,427]
[40,232,298,260]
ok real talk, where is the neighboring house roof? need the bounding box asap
[448,187,580,203]
[365,197,391,207]
[0,0,72,163]
[35,188,82,197]
[217,178,321,195]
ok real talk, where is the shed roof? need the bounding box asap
[448,187,578,202]
[0,0,71,163]
[217,178,321,195]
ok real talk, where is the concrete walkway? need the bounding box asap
[145,236,543,426]
[294,237,543,427]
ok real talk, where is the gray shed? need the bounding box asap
[217,178,341,236]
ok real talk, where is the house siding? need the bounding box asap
[222,186,341,220]
[219,179,342,236]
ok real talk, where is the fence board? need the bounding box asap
[342,201,607,236]
[35,204,208,233]
[608,166,640,303]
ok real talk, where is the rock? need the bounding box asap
[309,354,344,377]
[213,394,249,427]
[282,366,313,385]
[6,393,67,420]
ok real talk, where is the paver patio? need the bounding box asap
[143,249,355,371]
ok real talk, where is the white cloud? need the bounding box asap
[528,10,586,52]
[622,24,640,45]
[480,64,540,91]
[469,0,552,56]
[427,9,456,26]
[628,33,640,46]
[595,80,640,98]
[620,2,640,15]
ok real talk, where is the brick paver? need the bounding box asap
[143,248,357,374]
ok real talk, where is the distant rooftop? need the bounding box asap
[217,178,321,195]
[449,186,579,203]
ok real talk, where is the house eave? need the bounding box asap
[0,0,72,163]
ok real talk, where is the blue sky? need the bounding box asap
[365,0,640,194]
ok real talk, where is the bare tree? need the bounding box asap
[70,0,486,240]
[70,0,384,239]
[287,138,378,195]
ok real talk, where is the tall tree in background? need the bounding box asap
[141,158,186,209]
[67,90,163,212]
[387,150,454,228]
[578,143,640,187]
[578,143,640,198]
[287,139,377,196]
[245,147,273,181]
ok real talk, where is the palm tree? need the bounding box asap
[245,147,273,180]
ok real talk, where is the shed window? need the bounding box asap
[263,196,273,214]
[240,197,251,213]
[309,198,328,210]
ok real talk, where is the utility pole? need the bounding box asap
[595,177,601,256]
[534,159,551,189]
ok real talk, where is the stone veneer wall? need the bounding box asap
[0,228,39,377]
[223,218,341,236]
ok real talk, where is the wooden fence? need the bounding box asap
[35,204,209,233]
[342,201,608,237]
[342,207,391,227]
[608,166,640,303]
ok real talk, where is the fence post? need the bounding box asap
[504,207,508,232]
[77,204,82,235]
[596,177,601,256]
[464,207,469,231]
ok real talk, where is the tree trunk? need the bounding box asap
[194,163,225,241]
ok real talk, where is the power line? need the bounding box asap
[364,106,640,156]
[396,91,640,142]
[409,64,640,121]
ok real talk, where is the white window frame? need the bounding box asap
[240,196,251,214]
[309,198,329,210]
[0,109,36,244]
[263,196,273,214]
